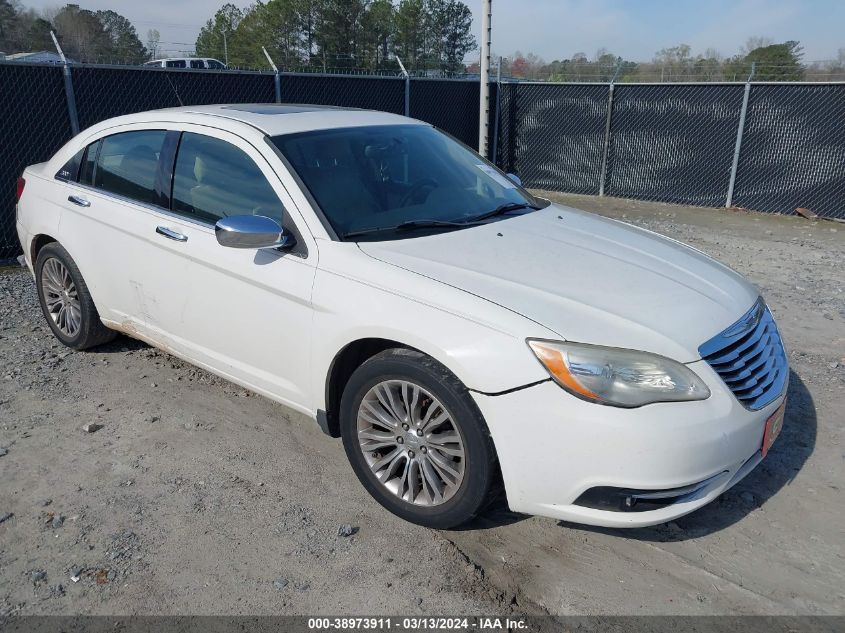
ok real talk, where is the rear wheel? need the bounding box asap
[340,348,499,529]
[35,243,116,350]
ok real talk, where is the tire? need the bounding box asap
[35,243,117,350]
[340,347,500,529]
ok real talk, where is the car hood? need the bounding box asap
[357,204,759,362]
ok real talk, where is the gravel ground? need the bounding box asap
[0,193,843,617]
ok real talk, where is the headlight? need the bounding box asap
[527,340,710,408]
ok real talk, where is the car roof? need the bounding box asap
[144,103,422,136]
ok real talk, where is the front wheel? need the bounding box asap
[340,348,500,529]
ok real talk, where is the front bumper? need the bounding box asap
[472,360,788,528]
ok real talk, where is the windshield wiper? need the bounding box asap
[341,204,540,240]
[464,201,540,224]
[342,219,476,240]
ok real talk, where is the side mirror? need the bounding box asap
[506,173,522,187]
[215,215,293,250]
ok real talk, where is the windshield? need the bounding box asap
[271,125,545,241]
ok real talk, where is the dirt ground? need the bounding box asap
[0,193,843,617]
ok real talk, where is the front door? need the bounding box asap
[136,126,318,411]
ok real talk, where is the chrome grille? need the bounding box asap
[699,299,788,411]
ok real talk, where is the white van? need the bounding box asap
[143,58,227,70]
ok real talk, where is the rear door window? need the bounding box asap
[94,130,168,207]
[189,59,205,69]
[171,132,284,224]
[166,60,186,68]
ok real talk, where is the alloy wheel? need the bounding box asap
[356,380,466,507]
[40,257,81,338]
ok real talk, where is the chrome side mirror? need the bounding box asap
[215,215,293,250]
[506,173,522,187]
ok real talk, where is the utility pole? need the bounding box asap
[478,0,492,156]
[222,31,229,66]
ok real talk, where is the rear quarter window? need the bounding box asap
[55,148,84,182]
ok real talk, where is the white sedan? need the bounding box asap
[15,104,788,529]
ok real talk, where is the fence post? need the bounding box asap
[262,47,281,103]
[396,56,410,117]
[490,56,502,164]
[726,62,756,208]
[51,31,79,136]
[598,61,622,197]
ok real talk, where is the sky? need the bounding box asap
[19,0,845,62]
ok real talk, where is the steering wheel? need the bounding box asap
[399,178,438,207]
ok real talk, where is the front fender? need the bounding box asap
[309,244,555,412]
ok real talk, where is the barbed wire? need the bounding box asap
[5,52,845,83]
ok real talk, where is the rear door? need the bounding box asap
[58,127,185,329]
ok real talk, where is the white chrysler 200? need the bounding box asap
[15,104,788,529]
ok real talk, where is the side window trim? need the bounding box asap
[169,131,186,214]
[92,129,167,208]
[263,136,339,241]
[157,130,181,210]
[86,140,102,187]
[59,130,213,230]
[167,129,308,257]
[170,131,289,225]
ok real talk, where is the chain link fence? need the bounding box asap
[604,84,746,207]
[71,65,276,130]
[732,83,845,217]
[410,79,481,150]
[499,80,845,219]
[0,62,483,259]
[279,73,405,114]
[496,83,608,194]
[2,62,844,259]
[1,63,73,260]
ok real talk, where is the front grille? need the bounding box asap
[699,298,787,411]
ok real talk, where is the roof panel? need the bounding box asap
[220,104,353,114]
[176,103,419,135]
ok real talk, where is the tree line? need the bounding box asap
[0,1,149,63]
[4,2,845,83]
[495,39,845,83]
[195,0,475,73]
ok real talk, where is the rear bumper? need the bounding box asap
[16,220,34,274]
[471,360,788,528]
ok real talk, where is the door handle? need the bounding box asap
[155,226,188,242]
[68,195,90,207]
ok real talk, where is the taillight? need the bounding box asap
[15,177,25,203]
